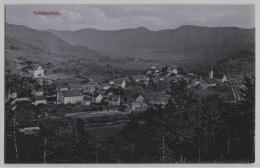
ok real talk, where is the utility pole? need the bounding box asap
[95,150,98,163]
[205,120,208,155]
[198,144,201,162]
[162,135,165,163]
[227,128,230,155]
[43,137,47,163]
[11,101,19,163]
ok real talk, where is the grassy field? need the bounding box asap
[87,124,125,141]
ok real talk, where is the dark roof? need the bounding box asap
[62,90,83,97]
[142,91,171,102]
[214,73,225,79]
[108,95,120,101]
[46,96,57,101]
[84,96,93,101]
[56,82,69,89]
[34,95,46,101]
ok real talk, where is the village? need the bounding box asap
[4,57,252,164]
[6,62,241,133]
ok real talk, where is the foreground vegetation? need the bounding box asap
[5,76,254,163]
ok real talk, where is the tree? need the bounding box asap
[236,76,255,161]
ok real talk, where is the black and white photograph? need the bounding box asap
[4,4,255,164]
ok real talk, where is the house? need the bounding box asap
[129,94,148,113]
[133,75,147,82]
[155,69,161,74]
[56,83,69,92]
[136,94,144,103]
[101,84,111,90]
[83,85,96,95]
[151,66,157,70]
[83,96,93,106]
[109,80,114,85]
[36,78,44,85]
[222,75,228,83]
[131,102,148,112]
[46,95,57,104]
[212,73,228,83]
[96,94,103,103]
[33,95,47,105]
[18,127,40,135]
[121,80,127,88]
[106,91,114,97]
[46,79,53,85]
[31,90,44,97]
[113,78,129,89]
[61,90,84,104]
[108,95,121,106]
[7,91,17,100]
[172,67,178,75]
[200,82,217,89]
[32,66,44,78]
[145,93,171,109]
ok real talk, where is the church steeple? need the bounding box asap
[209,64,214,79]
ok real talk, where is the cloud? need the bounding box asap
[5,5,254,31]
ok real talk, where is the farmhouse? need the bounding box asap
[61,90,84,104]
[131,102,148,112]
[108,95,121,106]
[33,95,47,105]
[83,85,96,95]
[31,66,44,78]
[31,89,44,97]
[136,94,144,103]
[83,96,94,106]
[56,83,69,92]
[111,78,129,89]
[96,94,103,103]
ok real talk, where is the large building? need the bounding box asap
[60,90,84,105]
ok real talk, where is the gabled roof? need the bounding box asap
[108,95,120,101]
[62,90,83,97]
[34,95,46,101]
[84,96,93,101]
[113,77,129,85]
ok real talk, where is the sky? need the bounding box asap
[5,5,255,31]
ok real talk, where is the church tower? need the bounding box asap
[209,64,214,79]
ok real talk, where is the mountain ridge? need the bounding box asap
[5,23,255,77]
[46,24,254,68]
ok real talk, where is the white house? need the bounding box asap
[131,102,148,112]
[61,90,84,105]
[121,80,126,88]
[19,127,40,135]
[33,96,47,105]
[83,85,96,95]
[96,94,103,103]
[7,91,17,100]
[172,67,178,75]
[136,94,144,103]
[102,84,111,90]
[131,95,147,112]
[33,66,44,78]
[31,90,44,97]
[222,75,228,83]
[83,96,93,106]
